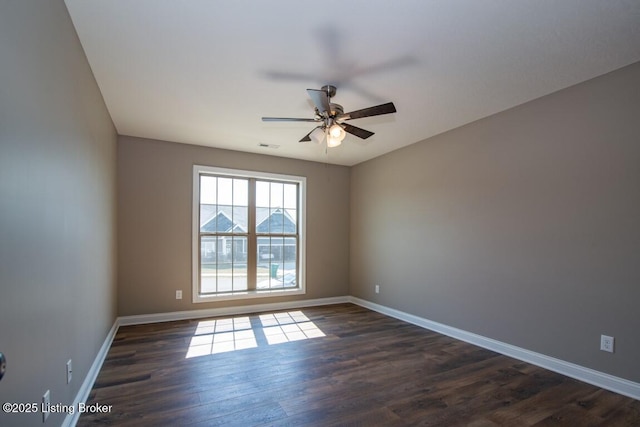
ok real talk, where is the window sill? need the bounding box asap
[193,287,306,303]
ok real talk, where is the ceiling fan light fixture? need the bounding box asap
[309,127,325,144]
[326,136,343,148]
[328,123,346,142]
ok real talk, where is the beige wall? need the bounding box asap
[0,1,118,426]
[350,62,640,383]
[117,136,350,316]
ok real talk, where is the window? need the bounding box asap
[193,166,306,302]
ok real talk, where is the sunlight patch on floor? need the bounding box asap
[259,311,325,345]
[186,311,325,358]
[186,316,257,358]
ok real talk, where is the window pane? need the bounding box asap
[284,209,297,234]
[274,236,284,268]
[256,207,270,233]
[218,178,233,206]
[259,238,276,288]
[257,236,270,263]
[215,236,231,292]
[232,236,247,291]
[270,182,283,208]
[216,236,232,292]
[256,181,269,208]
[283,184,297,209]
[256,208,296,234]
[284,237,297,267]
[200,176,217,204]
[232,205,247,233]
[201,236,249,294]
[233,179,248,206]
[270,208,284,234]
[200,204,217,232]
[257,236,270,287]
[256,236,296,290]
[200,236,218,294]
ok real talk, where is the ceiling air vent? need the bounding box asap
[258,143,280,149]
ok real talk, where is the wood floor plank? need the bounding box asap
[78,304,639,426]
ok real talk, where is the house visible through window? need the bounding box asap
[193,166,306,302]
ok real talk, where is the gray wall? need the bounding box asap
[117,136,350,316]
[350,62,640,383]
[0,1,118,426]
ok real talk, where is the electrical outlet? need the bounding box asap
[175,290,182,300]
[66,359,72,384]
[375,285,380,294]
[600,335,614,353]
[42,390,50,422]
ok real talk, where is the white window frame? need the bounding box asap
[192,165,306,303]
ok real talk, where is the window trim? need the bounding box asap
[192,165,306,303]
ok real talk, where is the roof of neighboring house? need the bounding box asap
[256,208,296,234]
[200,204,296,233]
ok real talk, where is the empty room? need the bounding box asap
[1,1,639,426]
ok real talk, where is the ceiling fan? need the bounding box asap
[262,85,396,148]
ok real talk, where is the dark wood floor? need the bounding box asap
[79,304,639,426]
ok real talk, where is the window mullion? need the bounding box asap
[247,178,257,290]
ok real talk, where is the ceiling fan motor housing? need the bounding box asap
[320,84,337,98]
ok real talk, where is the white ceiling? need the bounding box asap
[65,0,640,166]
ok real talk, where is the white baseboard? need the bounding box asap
[118,296,350,326]
[62,320,119,427]
[349,296,640,401]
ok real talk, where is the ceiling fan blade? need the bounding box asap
[341,123,374,139]
[307,89,331,116]
[262,117,318,122]
[299,126,323,142]
[339,102,396,120]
